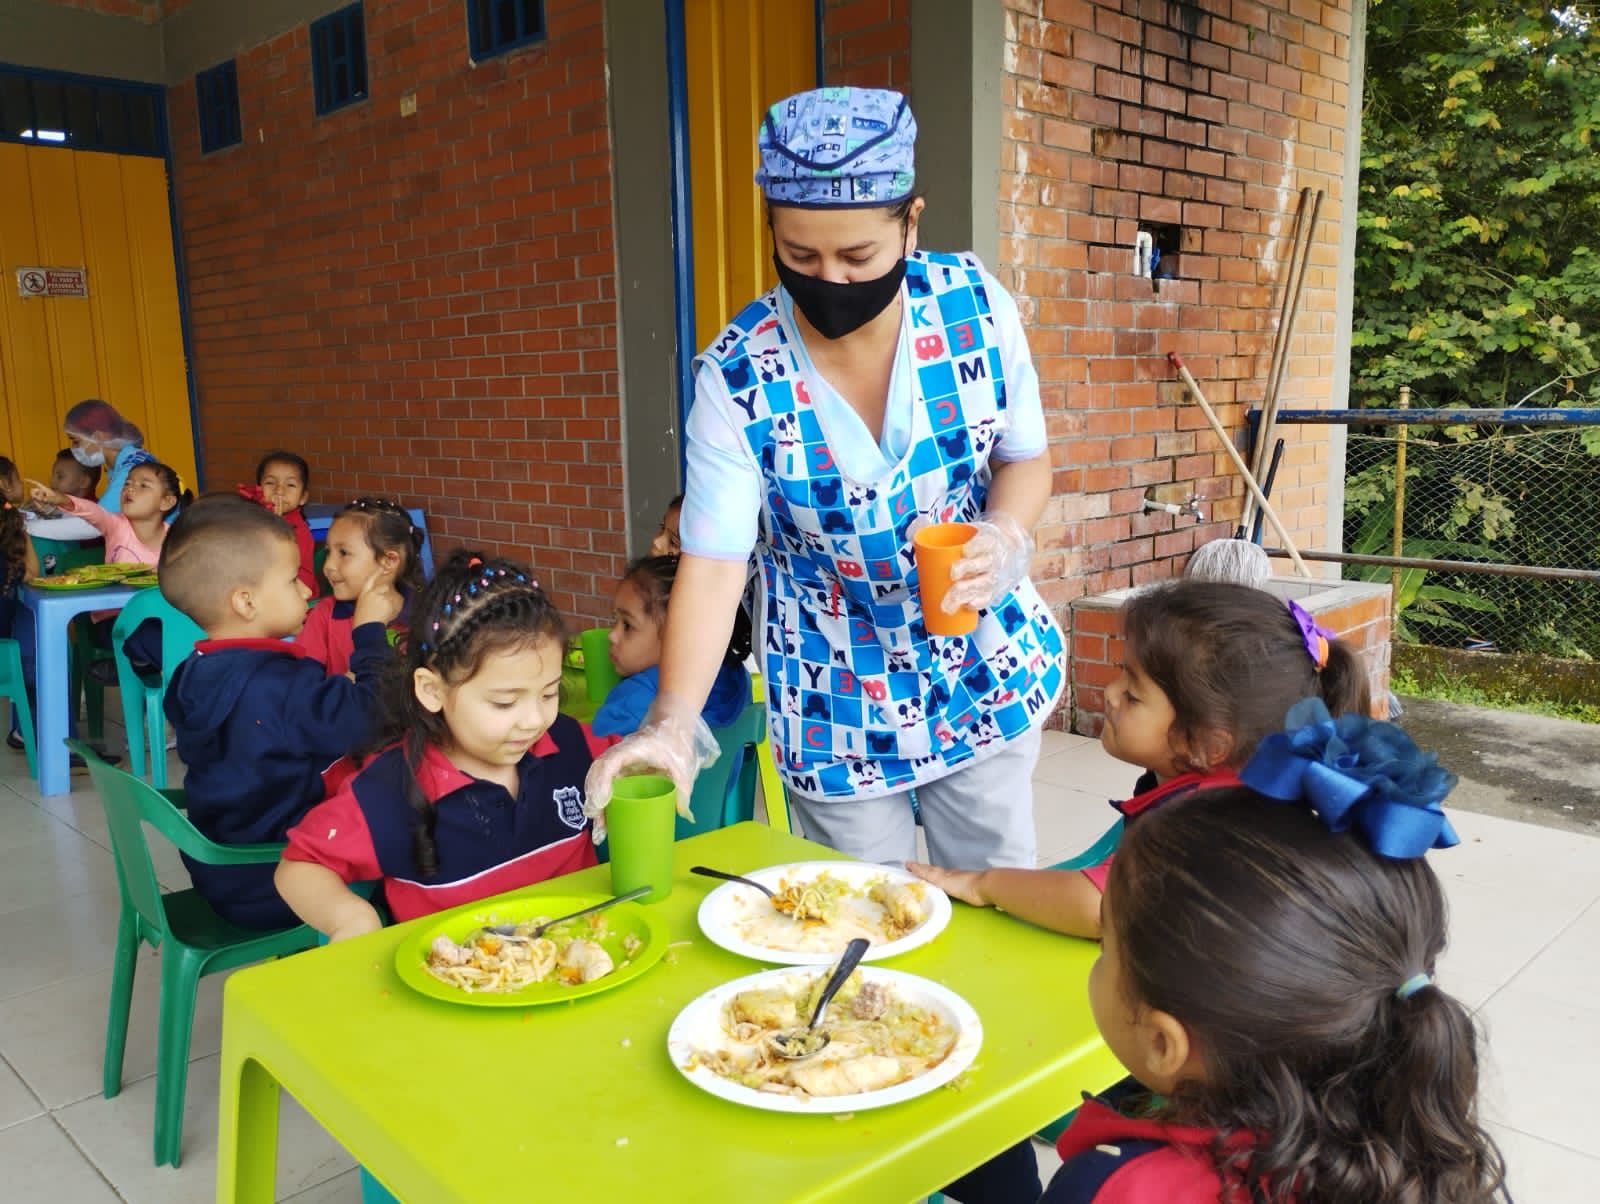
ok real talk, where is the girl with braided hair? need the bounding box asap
[276,551,618,941]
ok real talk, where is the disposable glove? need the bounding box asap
[582,691,720,842]
[942,512,1034,613]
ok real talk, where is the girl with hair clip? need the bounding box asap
[275,552,618,941]
[911,580,1372,941]
[1043,701,1506,1203]
[594,554,751,739]
[296,497,421,676]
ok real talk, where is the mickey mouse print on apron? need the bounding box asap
[699,250,1066,800]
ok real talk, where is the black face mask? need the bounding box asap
[773,251,907,340]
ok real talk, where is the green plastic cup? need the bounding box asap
[579,626,621,704]
[606,774,677,903]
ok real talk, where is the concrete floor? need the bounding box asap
[1399,696,1600,835]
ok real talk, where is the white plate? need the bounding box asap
[696,860,952,965]
[667,965,982,1114]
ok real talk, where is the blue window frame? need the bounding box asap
[310,3,368,116]
[467,0,546,60]
[195,60,240,153]
[0,66,162,156]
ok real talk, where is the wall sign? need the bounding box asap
[16,267,88,298]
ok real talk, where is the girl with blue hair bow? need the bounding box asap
[1040,707,1506,1203]
[587,86,1062,877]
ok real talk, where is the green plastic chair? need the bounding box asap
[110,590,204,787]
[0,639,37,776]
[69,740,318,1168]
[675,699,768,840]
[746,672,790,834]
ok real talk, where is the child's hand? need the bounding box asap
[352,573,402,629]
[907,861,990,907]
[25,479,66,509]
[326,897,383,943]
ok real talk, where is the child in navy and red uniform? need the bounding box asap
[160,495,402,929]
[276,552,616,938]
[237,450,316,593]
[910,580,1371,941]
[1041,706,1504,1202]
[296,497,421,677]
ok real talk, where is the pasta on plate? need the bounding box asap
[424,915,643,994]
[734,871,930,954]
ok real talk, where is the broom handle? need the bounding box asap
[1169,353,1311,577]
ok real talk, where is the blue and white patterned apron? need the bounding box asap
[697,251,1066,800]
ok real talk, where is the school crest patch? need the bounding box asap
[552,786,586,830]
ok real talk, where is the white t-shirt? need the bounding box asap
[680,264,1046,561]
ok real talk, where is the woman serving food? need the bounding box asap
[587,86,1064,872]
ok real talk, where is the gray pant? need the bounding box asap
[786,726,1042,869]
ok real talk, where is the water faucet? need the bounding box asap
[1142,493,1204,521]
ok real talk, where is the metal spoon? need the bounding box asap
[482,886,651,941]
[690,865,777,900]
[768,938,871,1061]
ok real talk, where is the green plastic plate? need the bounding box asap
[393,894,667,1008]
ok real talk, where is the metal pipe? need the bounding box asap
[1390,385,1410,623]
[1261,547,1600,583]
[1262,407,1600,425]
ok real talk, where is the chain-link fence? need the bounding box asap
[1342,426,1600,658]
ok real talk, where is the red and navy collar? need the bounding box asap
[412,734,562,800]
[1117,767,1241,820]
[194,637,309,658]
[1059,1094,1258,1164]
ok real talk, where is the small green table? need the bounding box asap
[217,824,1118,1203]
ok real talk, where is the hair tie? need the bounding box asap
[467,556,483,567]
[1286,599,1333,671]
[1239,698,1460,860]
[1395,972,1432,1001]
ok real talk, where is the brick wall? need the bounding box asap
[1001,0,1353,617]
[1070,577,1391,734]
[822,0,911,90]
[166,0,625,622]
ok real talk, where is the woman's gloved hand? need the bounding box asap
[582,692,721,842]
[943,512,1034,613]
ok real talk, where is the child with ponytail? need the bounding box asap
[276,552,617,940]
[1043,702,1505,1202]
[911,579,1372,941]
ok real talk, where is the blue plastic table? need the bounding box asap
[20,582,139,797]
[303,505,434,579]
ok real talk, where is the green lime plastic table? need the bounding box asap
[217,824,1119,1203]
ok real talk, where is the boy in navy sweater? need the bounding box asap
[160,496,401,929]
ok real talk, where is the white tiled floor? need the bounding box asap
[0,724,1594,1201]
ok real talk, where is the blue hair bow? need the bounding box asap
[1239,698,1460,859]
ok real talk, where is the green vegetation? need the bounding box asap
[1348,2,1600,656]
[1392,665,1600,724]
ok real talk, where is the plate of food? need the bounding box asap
[392,894,667,1007]
[696,861,950,965]
[667,963,981,1113]
[30,563,152,591]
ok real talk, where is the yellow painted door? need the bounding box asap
[685,0,816,349]
[0,143,195,494]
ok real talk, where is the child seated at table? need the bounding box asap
[909,580,1370,940]
[161,495,398,929]
[593,554,750,740]
[1040,708,1502,1203]
[296,496,421,676]
[649,492,683,557]
[238,450,315,593]
[0,456,38,646]
[276,552,617,939]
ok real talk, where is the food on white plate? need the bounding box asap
[733,871,930,953]
[684,970,959,1098]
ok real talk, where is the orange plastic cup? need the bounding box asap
[914,522,979,636]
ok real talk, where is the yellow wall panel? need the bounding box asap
[0,143,193,495]
[685,0,817,350]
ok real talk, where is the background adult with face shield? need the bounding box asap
[588,86,1064,876]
